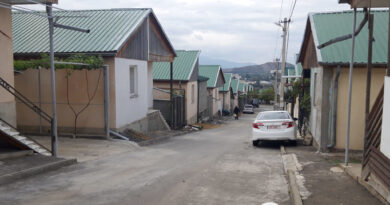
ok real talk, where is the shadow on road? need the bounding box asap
[254,141,297,150]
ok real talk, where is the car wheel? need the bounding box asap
[252,140,259,147]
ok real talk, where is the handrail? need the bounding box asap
[0,77,53,123]
[0,117,17,131]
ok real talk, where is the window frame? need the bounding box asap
[129,65,138,98]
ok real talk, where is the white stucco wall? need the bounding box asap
[381,77,390,158]
[310,67,322,146]
[114,58,149,129]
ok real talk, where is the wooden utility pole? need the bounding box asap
[280,18,290,110]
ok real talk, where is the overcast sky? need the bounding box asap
[29,0,351,64]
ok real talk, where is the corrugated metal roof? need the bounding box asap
[12,8,173,55]
[219,73,232,92]
[238,83,244,92]
[198,75,209,82]
[231,78,239,94]
[310,10,388,65]
[296,63,303,76]
[153,50,200,81]
[199,65,221,88]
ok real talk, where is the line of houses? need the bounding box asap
[283,1,390,202]
[0,3,255,143]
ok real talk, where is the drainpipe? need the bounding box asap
[103,65,110,139]
[197,81,200,122]
[223,92,225,111]
[328,65,340,148]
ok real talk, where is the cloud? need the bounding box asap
[24,0,351,64]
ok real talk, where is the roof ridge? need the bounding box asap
[310,9,388,16]
[176,50,201,52]
[12,8,151,14]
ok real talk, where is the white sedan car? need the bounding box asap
[243,104,254,114]
[252,111,297,146]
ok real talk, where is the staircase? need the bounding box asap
[0,120,51,156]
[0,77,53,156]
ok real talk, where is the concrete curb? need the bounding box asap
[280,146,303,205]
[0,158,77,185]
[288,170,303,205]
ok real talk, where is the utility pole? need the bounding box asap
[280,18,290,110]
[273,58,280,110]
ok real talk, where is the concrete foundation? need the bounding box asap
[117,110,170,134]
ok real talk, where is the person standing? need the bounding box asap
[234,106,240,120]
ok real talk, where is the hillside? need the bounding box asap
[224,62,294,75]
[199,56,255,69]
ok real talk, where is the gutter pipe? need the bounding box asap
[109,130,129,141]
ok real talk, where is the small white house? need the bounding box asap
[12,8,176,134]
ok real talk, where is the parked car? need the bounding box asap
[252,111,297,146]
[243,104,254,114]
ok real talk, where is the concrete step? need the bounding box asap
[4,130,19,137]
[0,150,33,160]
[0,123,51,156]
[0,126,10,132]
[0,155,77,185]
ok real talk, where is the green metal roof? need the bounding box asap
[153,50,200,81]
[307,10,388,65]
[199,65,221,88]
[12,8,175,55]
[231,78,239,94]
[296,63,303,76]
[198,75,209,82]
[285,66,295,76]
[219,73,232,92]
[238,83,245,92]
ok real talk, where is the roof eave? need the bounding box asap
[14,51,117,57]
[185,50,201,81]
[149,10,177,57]
[318,61,388,68]
[115,9,152,56]
[309,13,323,63]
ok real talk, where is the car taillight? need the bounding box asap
[282,122,294,128]
[253,123,264,129]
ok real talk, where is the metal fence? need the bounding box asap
[153,89,186,129]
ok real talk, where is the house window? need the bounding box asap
[191,84,195,104]
[215,89,218,100]
[130,65,138,98]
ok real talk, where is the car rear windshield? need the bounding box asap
[257,112,290,120]
[245,105,252,108]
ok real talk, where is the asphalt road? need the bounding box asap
[0,106,290,205]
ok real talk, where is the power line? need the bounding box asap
[289,0,298,20]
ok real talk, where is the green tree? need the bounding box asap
[259,88,275,104]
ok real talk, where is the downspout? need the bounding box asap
[223,92,225,110]
[197,81,200,122]
[328,65,340,148]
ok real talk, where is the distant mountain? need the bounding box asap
[199,56,255,69]
[224,62,295,75]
